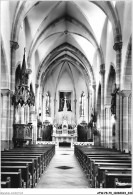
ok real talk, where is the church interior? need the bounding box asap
[1,0,132,191]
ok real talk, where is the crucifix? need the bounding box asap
[63,96,67,111]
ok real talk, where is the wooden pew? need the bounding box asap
[2,146,54,175]
[2,151,44,174]
[84,154,131,175]
[103,171,132,188]
[1,156,39,183]
[75,146,128,170]
[90,162,131,188]
[96,167,132,188]
[1,144,55,188]
[3,147,53,169]
[85,155,131,175]
[90,159,131,187]
[1,144,55,189]
[91,159,131,175]
[1,166,30,188]
[1,170,22,188]
[83,152,130,170]
[1,161,35,188]
[1,153,42,176]
[1,177,11,188]
[25,146,55,166]
[74,145,132,188]
[114,178,132,188]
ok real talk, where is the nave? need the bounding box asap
[1,1,132,192]
[36,147,89,188]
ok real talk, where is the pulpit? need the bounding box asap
[12,49,35,147]
[13,123,32,147]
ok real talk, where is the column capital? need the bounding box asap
[99,64,105,75]
[26,68,32,74]
[113,41,122,51]
[119,90,131,98]
[104,104,111,108]
[87,94,90,98]
[35,84,39,89]
[92,83,96,90]
[114,34,122,43]
[1,89,10,96]
[10,41,19,50]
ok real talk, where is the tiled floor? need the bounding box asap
[36,147,89,188]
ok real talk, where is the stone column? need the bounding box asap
[89,90,92,123]
[29,106,33,123]
[18,104,21,124]
[38,90,42,118]
[115,92,120,150]
[1,89,10,150]
[29,105,34,141]
[28,85,38,144]
[42,94,44,122]
[121,90,131,153]
[119,92,123,151]
[104,105,111,148]
[14,105,18,124]
[99,64,105,146]
[24,105,26,124]
[35,84,39,113]
[92,83,96,113]
[10,41,19,90]
[10,41,19,149]
[24,104,29,124]
[20,105,24,124]
[74,99,77,123]
[54,99,57,118]
[113,37,122,150]
[29,105,37,144]
[113,37,122,88]
[128,94,131,153]
[87,93,90,122]
[109,110,112,149]
[27,105,30,124]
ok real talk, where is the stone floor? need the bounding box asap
[36,147,90,188]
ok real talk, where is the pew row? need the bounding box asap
[1,177,11,188]
[74,145,132,188]
[1,144,55,188]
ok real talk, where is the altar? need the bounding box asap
[52,123,77,147]
[52,96,77,147]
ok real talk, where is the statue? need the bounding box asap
[80,91,85,117]
[46,92,50,115]
[63,96,67,111]
[111,84,119,117]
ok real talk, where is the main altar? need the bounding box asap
[52,96,77,147]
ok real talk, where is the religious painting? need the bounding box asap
[59,91,71,111]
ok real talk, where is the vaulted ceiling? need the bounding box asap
[11,1,121,91]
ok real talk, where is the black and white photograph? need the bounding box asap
[0,0,132,194]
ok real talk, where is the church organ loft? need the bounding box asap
[0,0,132,191]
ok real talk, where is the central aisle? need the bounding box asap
[36,147,89,188]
